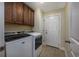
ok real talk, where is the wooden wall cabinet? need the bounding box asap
[23,4,29,25]
[13,2,24,24]
[23,4,34,26]
[29,9,34,26]
[5,2,34,26]
[5,2,14,23]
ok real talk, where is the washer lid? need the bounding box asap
[28,32,42,36]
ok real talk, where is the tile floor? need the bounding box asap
[39,45,65,57]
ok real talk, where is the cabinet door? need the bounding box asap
[13,2,23,24]
[23,4,29,25]
[31,11,34,26]
[6,37,33,57]
[5,2,14,23]
[23,37,33,57]
[29,9,34,26]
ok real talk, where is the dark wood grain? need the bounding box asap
[5,2,34,26]
[23,3,29,25]
[29,9,34,26]
[13,2,24,24]
[5,2,14,23]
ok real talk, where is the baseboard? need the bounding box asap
[59,47,68,57]
[64,49,75,57]
[71,51,75,57]
[59,47,65,51]
[64,49,68,57]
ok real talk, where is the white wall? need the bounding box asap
[33,8,44,33]
[32,8,45,43]
[5,23,32,32]
[0,2,5,57]
[64,3,72,56]
[71,3,79,42]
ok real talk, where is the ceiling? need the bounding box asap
[25,2,66,13]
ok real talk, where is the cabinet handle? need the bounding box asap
[22,42,25,44]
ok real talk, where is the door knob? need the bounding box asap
[22,42,25,44]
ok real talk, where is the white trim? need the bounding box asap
[64,49,75,57]
[64,49,68,57]
[59,47,68,57]
[71,51,75,57]
[71,37,79,46]
[59,47,65,51]
[64,37,78,57]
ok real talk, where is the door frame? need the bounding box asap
[64,3,74,57]
[43,13,62,49]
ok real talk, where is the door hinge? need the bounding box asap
[65,41,71,44]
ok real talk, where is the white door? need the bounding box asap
[69,2,79,57]
[45,14,61,48]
